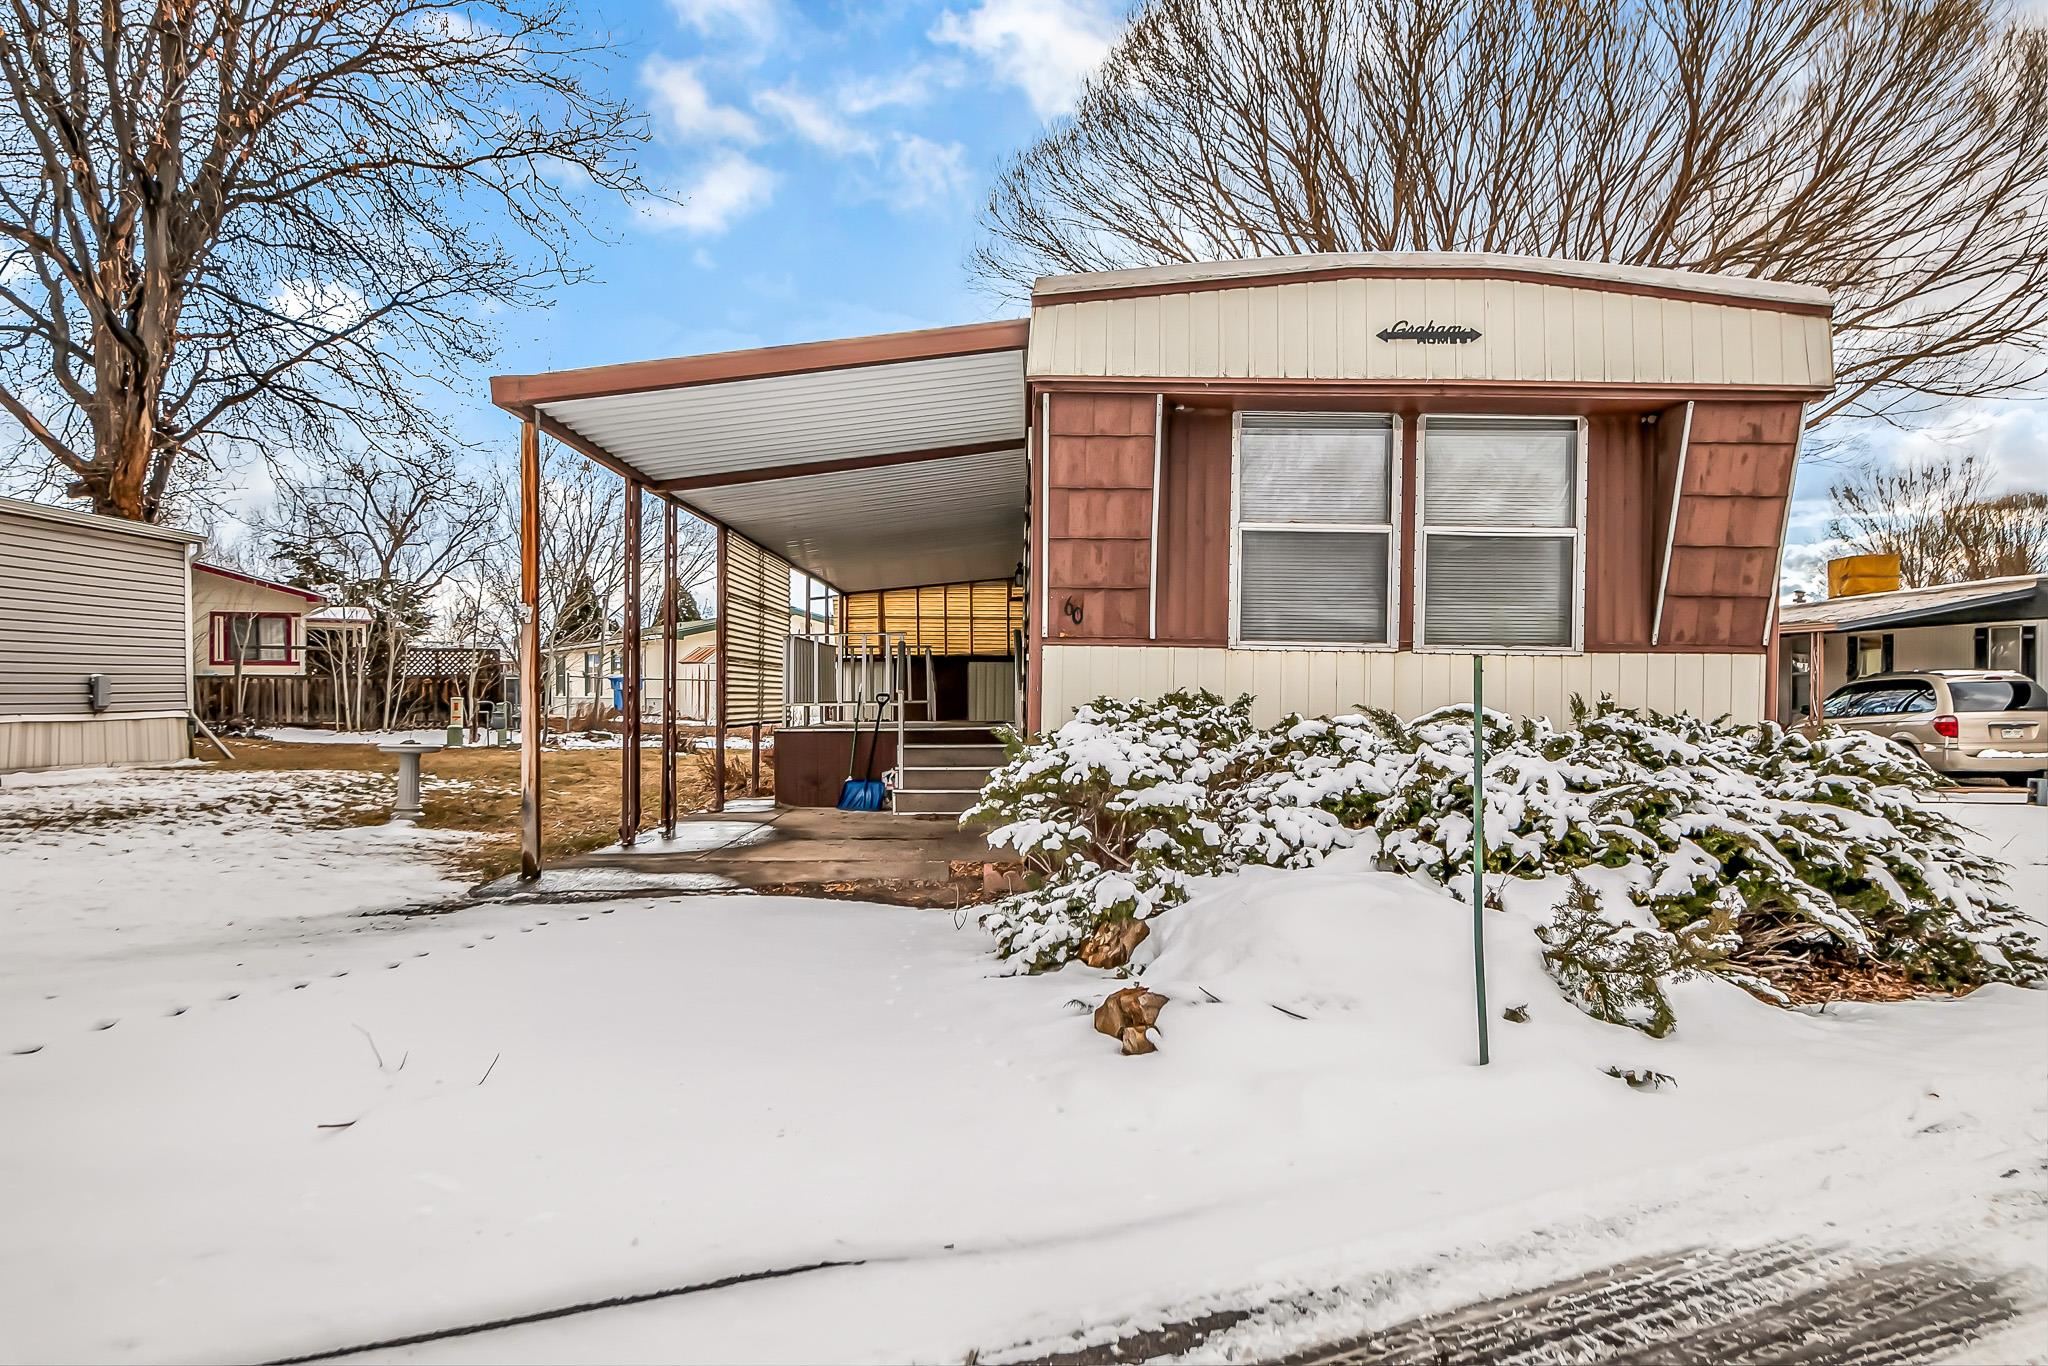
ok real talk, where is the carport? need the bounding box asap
[490,320,1030,879]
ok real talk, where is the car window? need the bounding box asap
[1950,679,2048,712]
[1823,681,1915,718]
[1897,683,1937,714]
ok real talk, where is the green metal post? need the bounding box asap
[1472,654,1490,1066]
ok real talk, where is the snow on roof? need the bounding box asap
[306,605,372,625]
[1778,573,2046,632]
[1032,251,1836,310]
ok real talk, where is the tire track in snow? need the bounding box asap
[1265,1244,2024,1366]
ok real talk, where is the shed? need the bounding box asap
[0,496,201,771]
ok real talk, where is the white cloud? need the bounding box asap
[642,56,759,143]
[834,62,962,115]
[755,87,876,155]
[930,0,1120,118]
[269,279,372,330]
[666,0,776,42]
[636,152,777,235]
[887,134,973,207]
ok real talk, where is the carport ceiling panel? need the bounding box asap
[539,350,1026,485]
[692,447,1026,593]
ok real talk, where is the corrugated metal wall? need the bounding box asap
[966,659,1017,722]
[0,504,190,718]
[1028,278,1832,389]
[840,579,1021,655]
[722,535,794,727]
[1041,645,1766,729]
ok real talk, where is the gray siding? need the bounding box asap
[0,504,191,717]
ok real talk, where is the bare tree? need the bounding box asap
[976,0,2048,426]
[1828,452,2048,586]
[266,447,502,729]
[0,0,646,520]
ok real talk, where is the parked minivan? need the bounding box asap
[1819,670,2047,784]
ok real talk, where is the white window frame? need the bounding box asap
[1413,414,1588,656]
[1227,410,1403,651]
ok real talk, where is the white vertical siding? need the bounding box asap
[1028,278,1831,389]
[1040,646,1767,729]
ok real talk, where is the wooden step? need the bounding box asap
[902,727,1003,747]
[899,765,995,792]
[894,788,983,816]
[902,743,1007,767]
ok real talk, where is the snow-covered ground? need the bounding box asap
[0,767,2042,1364]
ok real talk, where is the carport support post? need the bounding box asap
[661,498,679,839]
[620,479,643,846]
[713,524,728,813]
[517,416,543,880]
[750,721,761,797]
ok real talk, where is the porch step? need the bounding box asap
[900,742,1008,768]
[893,737,1004,817]
[899,765,996,792]
[894,788,986,816]
[902,727,1003,748]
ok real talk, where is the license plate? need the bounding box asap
[1997,725,2028,738]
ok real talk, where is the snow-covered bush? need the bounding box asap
[967,692,2041,1010]
[965,691,1258,971]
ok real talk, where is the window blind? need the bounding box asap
[1236,412,1395,645]
[1421,535,1572,648]
[1421,418,1577,527]
[1239,412,1393,524]
[1419,418,1580,650]
[1240,530,1390,643]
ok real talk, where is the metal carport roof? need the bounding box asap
[490,321,1030,593]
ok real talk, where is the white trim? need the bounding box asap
[1038,392,1050,643]
[1148,392,1162,640]
[1650,399,1694,646]
[1413,413,1588,655]
[1228,410,1401,650]
[183,544,196,714]
[0,710,190,724]
[1763,403,1807,649]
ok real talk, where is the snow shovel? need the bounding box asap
[837,691,892,812]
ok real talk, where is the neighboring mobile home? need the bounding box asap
[491,252,1832,845]
[1776,574,2045,726]
[0,496,201,772]
[192,562,323,679]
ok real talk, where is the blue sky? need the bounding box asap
[455,0,2044,596]
[481,0,1113,380]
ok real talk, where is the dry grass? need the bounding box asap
[211,738,773,883]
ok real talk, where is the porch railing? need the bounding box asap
[784,633,937,768]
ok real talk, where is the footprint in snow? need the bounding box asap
[292,982,309,990]
[92,1019,117,1031]
[12,1045,43,1056]
[166,1006,188,1017]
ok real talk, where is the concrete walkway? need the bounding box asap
[555,805,1003,902]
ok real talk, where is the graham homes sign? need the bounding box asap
[1376,320,1481,344]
